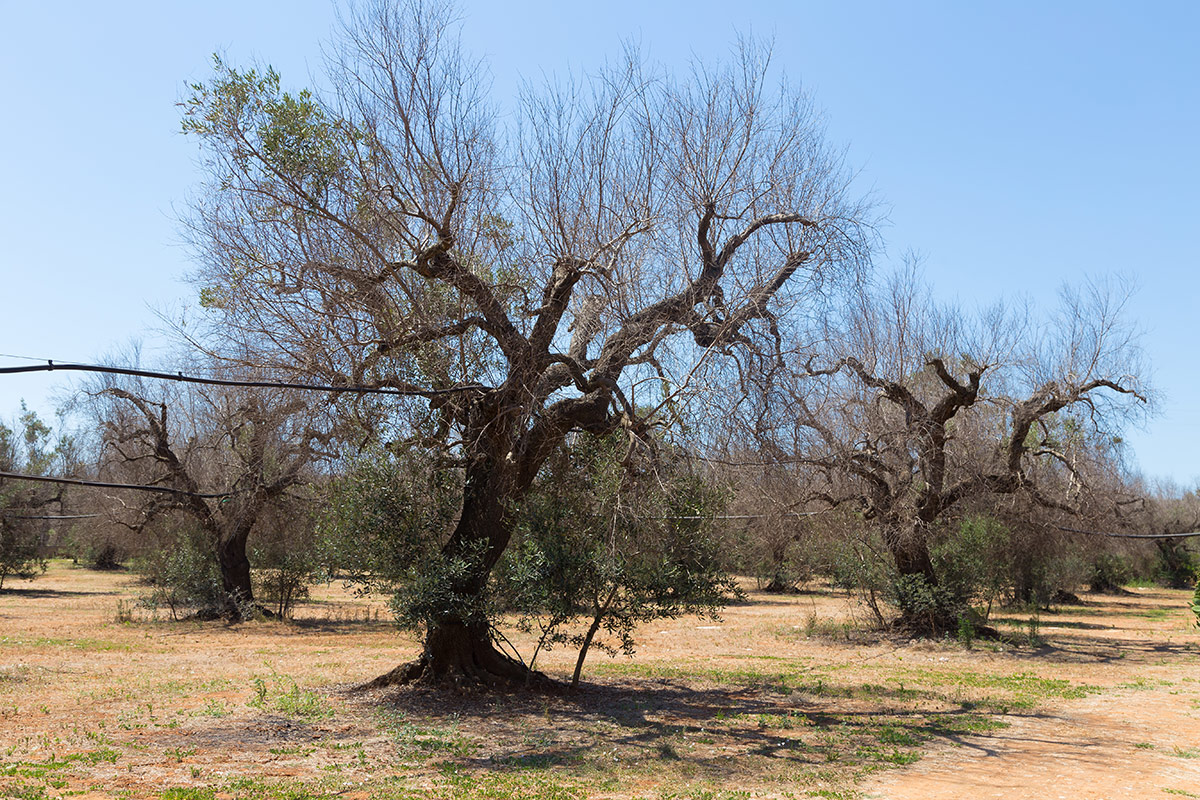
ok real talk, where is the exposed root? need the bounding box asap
[354,623,563,693]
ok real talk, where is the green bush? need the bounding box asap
[0,519,46,590]
[1089,552,1132,593]
[249,500,329,619]
[1191,580,1200,628]
[319,445,462,624]
[1154,539,1200,589]
[133,520,226,619]
[496,433,739,686]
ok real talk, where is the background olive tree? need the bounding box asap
[0,407,75,590]
[84,369,333,619]
[738,269,1149,632]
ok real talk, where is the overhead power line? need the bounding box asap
[1,513,102,520]
[0,470,237,499]
[1055,524,1200,540]
[0,360,485,397]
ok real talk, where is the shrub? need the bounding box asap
[496,433,739,686]
[1154,538,1200,589]
[249,500,329,619]
[1089,552,1132,593]
[0,519,46,590]
[133,519,226,619]
[747,518,816,593]
[319,445,462,623]
[1191,580,1200,628]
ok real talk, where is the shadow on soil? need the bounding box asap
[360,677,1036,779]
[0,587,112,599]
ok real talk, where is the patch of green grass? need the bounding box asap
[0,636,134,652]
[806,789,857,799]
[896,668,1098,711]
[376,710,475,759]
[430,770,588,799]
[249,674,333,721]
[0,782,49,800]
[165,747,197,762]
[657,789,754,800]
[875,726,921,747]
[268,744,316,756]
[161,790,218,800]
[0,748,120,777]
[1136,607,1173,620]
[194,698,232,718]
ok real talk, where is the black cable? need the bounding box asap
[0,470,237,499]
[0,361,485,398]
[1055,524,1200,540]
[1,513,102,520]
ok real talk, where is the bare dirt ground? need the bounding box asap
[2,563,1199,799]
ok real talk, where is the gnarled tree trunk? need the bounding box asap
[885,522,957,634]
[365,432,554,690]
[216,526,256,620]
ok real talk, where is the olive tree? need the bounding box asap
[180,0,872,685]
[0,408,72,589]
[750,270,1148,631]
[87,375,333,619]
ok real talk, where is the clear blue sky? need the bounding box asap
[1,2,1196,487]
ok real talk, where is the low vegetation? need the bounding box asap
[2,563,1199,799]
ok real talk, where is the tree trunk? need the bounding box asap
[364,619,542,690]
[217,529,255,620]
[885,522,956,634]
[365,438,555,690]
[887,521,938,586]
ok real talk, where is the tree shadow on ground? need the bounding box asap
[1000,634,1199,665]
[357,676,1045,785]
[0,587,110,599]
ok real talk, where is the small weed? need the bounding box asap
[165,747,197,762]
[196,698,231,718]
[248,673,332,721]
[376,710,474,759]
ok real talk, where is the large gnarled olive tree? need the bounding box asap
[181,0,872,685]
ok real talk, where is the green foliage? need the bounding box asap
[745,518,815,593]
[1190,580,1200,629]
[0,525,45,591]
[495,432,739,683]
[319,446,461,624]
[1154,538,1200,589]
[250,501,330,619]
[392,542,494,630]
[931,516,1012,621]
[249,672,333,721]
[1089,552,1132,593]
[133,520,226,619]
[182,55,343,199]
[889,572,965,632]
[0,408,74,590]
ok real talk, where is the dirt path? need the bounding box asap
[866,591,1200,799]
[867,689,1200,799]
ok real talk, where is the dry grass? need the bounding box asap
[2,563,1199,799]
